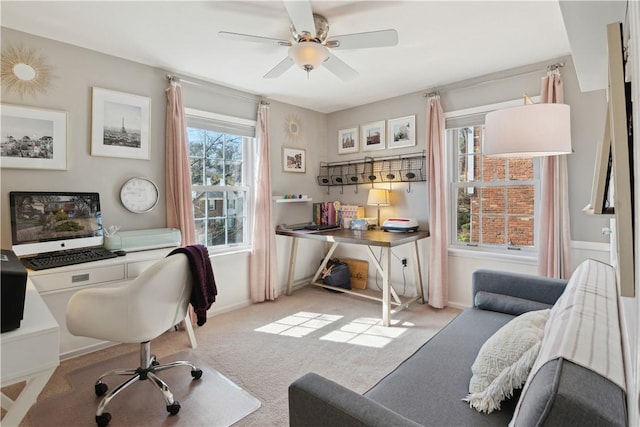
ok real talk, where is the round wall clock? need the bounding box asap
[120,177,159,213]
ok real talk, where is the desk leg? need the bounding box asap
[1,368,55,426]
[365,246,391,327]
[286,237,299,296]
[412,241,425,304]
[184,312,198,349]
[312,242,339,283]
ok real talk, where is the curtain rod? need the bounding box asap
[424,62,565,97]
[165,73,261,103]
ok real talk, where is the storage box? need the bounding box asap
[342,258,368,289]
[340,205,364,226]
[1,249,27,332]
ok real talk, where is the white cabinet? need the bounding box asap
[28,248,174,359]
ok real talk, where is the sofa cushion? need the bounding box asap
[364,307,518,426]
[474,291,553,316]
[464,309,550,413]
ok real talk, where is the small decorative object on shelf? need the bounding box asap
[273,195,312,203]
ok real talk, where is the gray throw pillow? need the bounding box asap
[475,291,552,316]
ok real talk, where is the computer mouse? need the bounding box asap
[114,250,127,257]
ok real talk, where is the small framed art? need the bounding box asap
[91,87,150,160]
[361,120,386,151]
[0,104,68,170]
[338,127,359,154]
[388,115,416,149]
[282,146,306,173]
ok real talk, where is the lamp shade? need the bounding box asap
[288,42,329,71]
[367,188,389,206]
[484,103,572,157]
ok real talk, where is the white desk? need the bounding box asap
[1,280,60,426]
[27,248,197,358]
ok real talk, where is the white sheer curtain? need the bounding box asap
[537,71,572,278]
[165,80,196,245]
[249,102,278,302]
[426,95,448,308]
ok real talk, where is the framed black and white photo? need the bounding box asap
[338,127,359,154]
[282,146,306,173]
[361,120,385,151]
[387,115,416,149]
[0,104,67,170]
[91,87,150,160]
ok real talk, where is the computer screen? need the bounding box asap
[9,191,105,257]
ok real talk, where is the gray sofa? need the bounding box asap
[289,265,628,426]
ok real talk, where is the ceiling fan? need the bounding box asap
[218,0,398,81]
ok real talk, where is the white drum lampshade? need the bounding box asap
[484,103,572,157]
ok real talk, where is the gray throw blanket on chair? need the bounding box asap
[168,244,217,326]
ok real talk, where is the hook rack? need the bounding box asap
[317,151,426,190]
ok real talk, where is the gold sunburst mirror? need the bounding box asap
[284,113,302,143]
[1,44,53,98]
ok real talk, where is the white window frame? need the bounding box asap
[444,98,541,255]
[185,108,256,253]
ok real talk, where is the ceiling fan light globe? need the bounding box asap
[289,42,329,71]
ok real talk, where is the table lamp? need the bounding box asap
[367,188,389,228]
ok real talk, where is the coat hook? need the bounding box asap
[406,181,412,193]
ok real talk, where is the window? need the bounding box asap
[446,103,540,253]
[186,108,255,250]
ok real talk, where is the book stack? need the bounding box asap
[312,201,342,226]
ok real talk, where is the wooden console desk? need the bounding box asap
[1,280,59,426]
[276,228,429,326]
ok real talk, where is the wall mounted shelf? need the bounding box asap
[272,196,312,203]
[317,151,426,193]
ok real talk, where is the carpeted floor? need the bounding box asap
[10,286,460,426]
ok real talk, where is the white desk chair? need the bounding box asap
[66,253,202,427]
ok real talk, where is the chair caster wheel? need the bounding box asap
[191,369,203,380]
[95,412,111,427]
[167,401,181,415]
[95,383,108,396]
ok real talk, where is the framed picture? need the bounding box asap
[91,87,150,160]
[282,146,306,173]
[338,127,359,154]
[361,120,386,151]
[387,115,416,149]
[0,104,68,170]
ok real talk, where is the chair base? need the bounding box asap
[92,341,202,427]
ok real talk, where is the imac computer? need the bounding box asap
[9,191,106,257]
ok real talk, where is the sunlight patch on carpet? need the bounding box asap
[254,311,343,338]
[320,317,414,348]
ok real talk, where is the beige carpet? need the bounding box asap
[28,351,260,427]
[13,286,460,426]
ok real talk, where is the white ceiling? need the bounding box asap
[1,1,573,113]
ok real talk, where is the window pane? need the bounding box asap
[228,216,244,244]
[508,216,534,247]
[482,216,505,245]
[456,187,472,243]
[193,191,207,218]
[208,218,226,246]
[190,158,204,185]
[507,186,535,215]
[480,187,505,214]
[508,158,534,181]
[225,161,243,186]
[482,156,506,181]
[225,135,243,161]
[187,128,204,156]
[470,214,480,243]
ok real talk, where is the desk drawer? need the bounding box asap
[126,259,160,279]
[30,264,126,293]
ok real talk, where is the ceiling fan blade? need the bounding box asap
[264,56,295,79]
[326,29,398,50]
[323,52,359,82]
[218,31,291,47]
[283,0,316,36]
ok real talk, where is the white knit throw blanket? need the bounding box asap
[511,259,627,424]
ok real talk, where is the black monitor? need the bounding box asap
[9,191,105,256]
